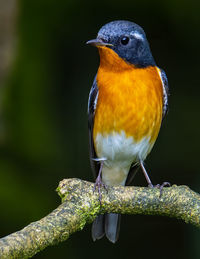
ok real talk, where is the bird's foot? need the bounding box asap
[93,174,107,204]
[148,181,171,198]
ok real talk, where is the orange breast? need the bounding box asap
[93,46,163,144]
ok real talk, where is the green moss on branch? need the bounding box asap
[0,178,200,258]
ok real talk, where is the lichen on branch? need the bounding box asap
[0,178,200,259]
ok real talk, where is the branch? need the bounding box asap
[0,178,200,258]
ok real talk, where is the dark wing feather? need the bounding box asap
[88,75,99,178]
[160,68,169,120]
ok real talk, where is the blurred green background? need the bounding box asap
[0,0,200,258]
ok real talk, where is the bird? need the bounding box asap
[87,20,169,243]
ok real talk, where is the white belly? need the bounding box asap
[94,130,153,185]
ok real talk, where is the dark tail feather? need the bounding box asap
[91,214,105,241]
[105,213,121,243]
[92,213,121,243]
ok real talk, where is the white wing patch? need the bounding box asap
[156,67,168,117]
[93,91,99,111]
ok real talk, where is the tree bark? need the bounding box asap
[0,178,200,258]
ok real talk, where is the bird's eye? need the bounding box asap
[121,36,130,45]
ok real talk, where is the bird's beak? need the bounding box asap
[86,38,113,47]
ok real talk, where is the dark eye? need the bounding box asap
[121,36,130,45]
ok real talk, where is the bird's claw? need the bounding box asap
[148,181,171,198]
[93,176,107,204]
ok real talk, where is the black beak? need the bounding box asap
[86,38,113,47]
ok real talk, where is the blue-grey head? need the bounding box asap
[87,20,156,68]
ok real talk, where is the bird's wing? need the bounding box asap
[88,75,99,178]
[159,68,169,120]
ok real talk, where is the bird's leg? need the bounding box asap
[140,161,170,197]
[93,161,107,203]
[140,161,153,187]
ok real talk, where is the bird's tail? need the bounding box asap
[92,213,121,243]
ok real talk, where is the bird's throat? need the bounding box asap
[98,46,133,72]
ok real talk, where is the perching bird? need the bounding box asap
[87,20,169,243]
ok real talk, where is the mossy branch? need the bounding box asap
[0,178,200,258]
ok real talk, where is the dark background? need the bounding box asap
[0,0,200,258]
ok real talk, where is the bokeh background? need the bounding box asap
[0,0,200,258]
